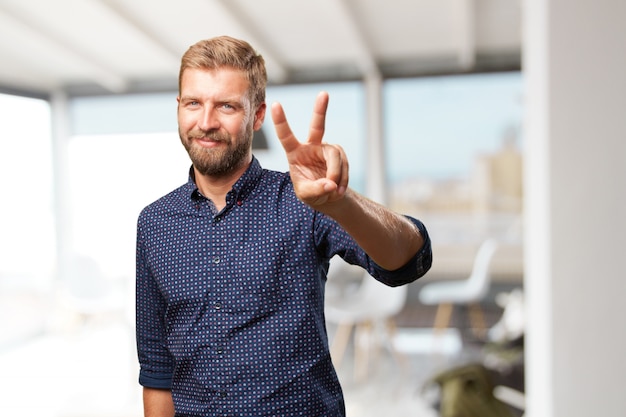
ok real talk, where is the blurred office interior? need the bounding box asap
[0,1,624,416]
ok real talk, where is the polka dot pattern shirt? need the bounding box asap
[136,158,432,417]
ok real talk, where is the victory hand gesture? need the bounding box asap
[271,92,349,208]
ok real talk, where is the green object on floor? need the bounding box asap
[431,363,515,417]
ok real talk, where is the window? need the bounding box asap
[0,94,55,288]
[384,72,524,277]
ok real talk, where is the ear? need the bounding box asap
[253,103,267,131]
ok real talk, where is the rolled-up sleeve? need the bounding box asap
[371,217,433,286]
[316,212,432,287]
[136,218,174,389]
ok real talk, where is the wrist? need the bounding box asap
[314,188,355,218]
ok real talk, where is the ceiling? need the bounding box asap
[0,0,522,98]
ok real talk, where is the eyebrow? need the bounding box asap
[179,94,246,106]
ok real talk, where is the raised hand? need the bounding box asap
[271,91,349,208]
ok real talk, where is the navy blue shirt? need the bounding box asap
[136,158,432,416]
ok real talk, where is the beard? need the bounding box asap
[180,124,253,177]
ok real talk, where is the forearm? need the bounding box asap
[143,387,175,417]
[320,189,424,270]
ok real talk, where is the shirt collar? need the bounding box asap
[186,156,263,207]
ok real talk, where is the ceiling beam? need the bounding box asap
[0,1,128,93]
[458,0,477,69]
[329,0,380,78]
[211,0,288,83]
[96,0,183,65]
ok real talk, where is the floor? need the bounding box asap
[332,302,505,417]
[334,327,470,417]
[0,294,513,417]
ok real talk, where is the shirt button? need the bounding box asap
[214,302,222,310]
[220,391,228,398]
[213,256,220,264]
[236,200,243,206]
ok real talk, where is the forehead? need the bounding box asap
[180,67,250,99]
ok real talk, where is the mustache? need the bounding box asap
[188,130,230,142]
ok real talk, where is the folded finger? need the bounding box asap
[323,144,348,189]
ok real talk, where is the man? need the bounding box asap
[136,36,432,417]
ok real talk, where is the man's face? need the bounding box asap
[177,67,265,177]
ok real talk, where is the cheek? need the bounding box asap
[239,117,252,134]
[177,112,194,130]
[241,112,256,132]
[221,117,249,137]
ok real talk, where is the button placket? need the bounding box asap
[207,201,235,401]
[211,211,226,315]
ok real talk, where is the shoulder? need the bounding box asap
[138,183,192,223]
[248,168,318,222]
[256,167,294,198]
[259,166,290,182]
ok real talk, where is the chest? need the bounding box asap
[144,206,320,312]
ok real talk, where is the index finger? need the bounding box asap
[271,101,300,154]
[307,91,329,145]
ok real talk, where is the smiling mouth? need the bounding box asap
[193,136,227,148]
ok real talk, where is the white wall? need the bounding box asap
[524,1,626,416]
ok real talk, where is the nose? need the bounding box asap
[198,106,220,131]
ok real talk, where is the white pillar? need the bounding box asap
[524,1,626,416]
[364,72,387,204]
[50,90,73,282]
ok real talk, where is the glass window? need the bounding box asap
[384,72,524,277]
[66,132,190,280]
[0,94,55,288]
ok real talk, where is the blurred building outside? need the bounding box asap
[391,127,524,283]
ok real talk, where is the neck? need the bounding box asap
[193,159,251,211]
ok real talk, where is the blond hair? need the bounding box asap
[179,36,267,108]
